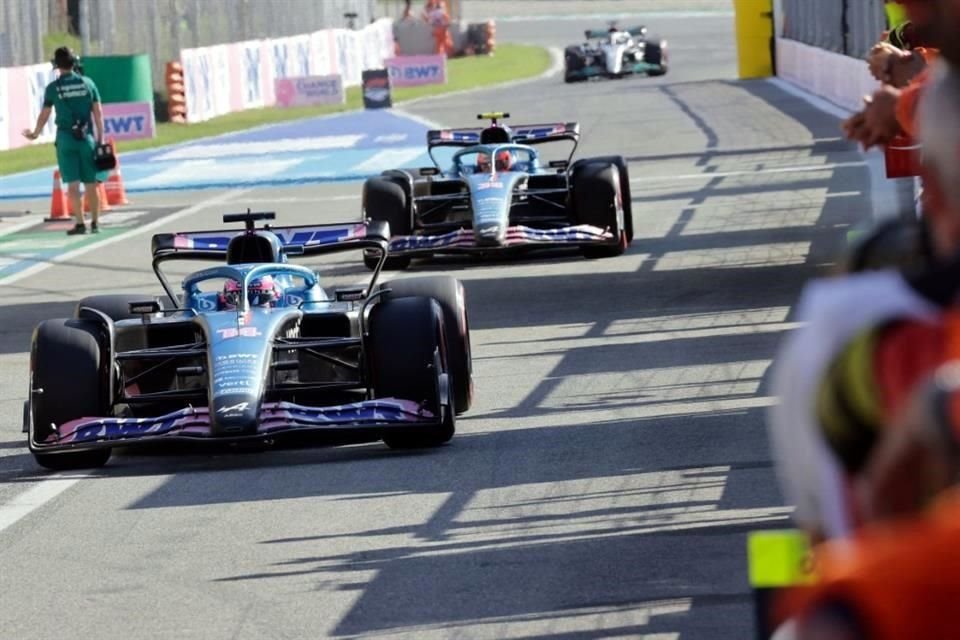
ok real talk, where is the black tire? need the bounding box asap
[572,163,628,259]
[367,297,454,448]
[378,275,473,414]
[574,155,633,242]
[363,177,412,271]
[30,318,111,470]
[644,39,668,76]
[564,46,586,83]
[76,294,161,321]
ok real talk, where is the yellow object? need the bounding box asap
[747,529,818,588]
[885,2,908,29]
[734,0,774,79]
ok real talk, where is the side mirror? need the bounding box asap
[420,166,440,176]
[335,287,367,302]
[129,300,161,315]
[284,244,305,256]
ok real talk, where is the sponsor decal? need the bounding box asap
[217,402,250,414]
[217,327,262,339]
[102,102,155,141]
[386,55,447,88]
[361,68,392,109]
[275,74,345,108]
[477,181,503,190]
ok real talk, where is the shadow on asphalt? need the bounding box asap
[5,76,873,639]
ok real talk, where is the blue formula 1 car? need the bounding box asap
[25,212,472,470]
[361,112,633,270]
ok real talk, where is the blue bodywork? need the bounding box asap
[381,121,619,257]
[28,220,452,453]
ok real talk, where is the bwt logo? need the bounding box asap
[104,115,147,135]
[393,65,442,80]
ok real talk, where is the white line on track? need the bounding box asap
[0,477,83,533]
[232,194,359,204]
[630,161,866,183]
[0,187,249,287]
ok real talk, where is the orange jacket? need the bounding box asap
[894,49,937,138]
[781,489,960,639]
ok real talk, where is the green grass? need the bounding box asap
[1,44,551,176]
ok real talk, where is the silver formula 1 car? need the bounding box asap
[564,24,668,82]
[25,212,472,470]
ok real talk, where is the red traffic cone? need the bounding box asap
[104,138,129,206]
[46,170,70,221]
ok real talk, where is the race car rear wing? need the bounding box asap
[425,122,581,148]
[584,26,646,39]
[150,212,392,306]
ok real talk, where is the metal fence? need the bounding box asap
[1,0,381,89]
[782,0,888,59]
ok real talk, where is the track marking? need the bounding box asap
[229,194,360,204]
[0,477,81,533]
[0,187,248,286]
[630,161,866,183]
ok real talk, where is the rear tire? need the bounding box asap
[362,178,412,271]
[30,318,111,470]
[378,275,473,414]
[367,298,454,448]
[573,163,627,259]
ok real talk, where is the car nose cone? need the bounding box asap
[475,223,505,247]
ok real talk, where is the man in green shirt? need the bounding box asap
[22,46,106,235]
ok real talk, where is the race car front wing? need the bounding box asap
[388,224,615,255]
[31,398,438,450]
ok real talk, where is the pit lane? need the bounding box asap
[0,12,872,639]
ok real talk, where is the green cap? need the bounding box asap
[747,529,817,588]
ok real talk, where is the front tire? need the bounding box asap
[367,297,454,448]
[378,275,473,414]
[644,39,668,76]
[572,163,627,259]
[30,318,111,470]
[362,178,412,271]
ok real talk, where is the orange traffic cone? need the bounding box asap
[104,138,129,206]
[46,170,70,221]
[69,182,111,215]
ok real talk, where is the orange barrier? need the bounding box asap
[485,20,496,54]
[166,61,187,124]
[104,138,129,206]
[46,170,70,221]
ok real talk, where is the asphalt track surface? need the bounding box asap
[0,14,873,640]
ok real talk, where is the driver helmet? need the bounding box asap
[477,151,492,172]
[218,278,242,310]
[494,149,514,171]
[248,275,281,307]
[217,276,281,309]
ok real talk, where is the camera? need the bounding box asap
[70,120,88,141]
